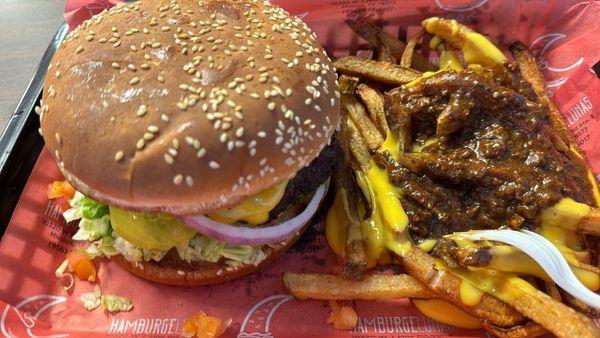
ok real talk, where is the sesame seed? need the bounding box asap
[130,77,140,85]
[161,26,171,31]
[258,131,267,138]
[115,151,124,161]
[86,35,94,41]
[196,148,206,158]
[157,75,165,83]
[235,127,244,137]
[151,42,161,48]
[209,161,220,169]
[136,139,145,150]
[127,64,137,71]
[136,105,147,117]
[164,153,174,164]
[76,46,84,53]
[173,174,183,185]
[161,114,170,122]
[141,63,150,70]
[186,176,194,187]
[267,102,276,110]
[130,45,138,52]
[177,102,187,111]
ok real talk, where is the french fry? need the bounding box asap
[376,36,396,64]
[334,179,368,280]
[428,246,600,338]
[544,281,562,301]
[421,17,473,51]
[505,282,599,338]
[400,29,426,69]
[482,321,547,338]
[283,273,436,300]
[356,84,389,135]
[345,20,435,71]
[401,247,527,327]
[343,219,368,281]
[338,75,360,95]
[578,209,600,236]
[560,289,598,318]
[334,56,421,85]
[344,116,371,172]
[422,17,506,67]
[450,244,600,291]
[344,95,384,151]
[510,42,600,208]
[509,42,571,148]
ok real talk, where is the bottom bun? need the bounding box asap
[112,222,310,287]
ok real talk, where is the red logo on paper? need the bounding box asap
[0,295,67,338]
[238,295,293,338]
[530,33,584,90]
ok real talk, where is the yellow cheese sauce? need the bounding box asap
[462,32,506,67]
[437,260,538,305]
[438,48,464,71]
[459,280,484,307]
[325,189,349,258]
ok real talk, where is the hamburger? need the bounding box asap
[40,0,340,286]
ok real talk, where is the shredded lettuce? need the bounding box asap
[80,286,102,311]
[80,286,133,313]
[82,196,110,219]
[101,294,133,313]
[72,216,110,241]
[85,236,119,258]
[65,192,267,267]
[63,191,85,222]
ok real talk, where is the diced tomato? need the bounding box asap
[47,181,64,199]
[67,250,97,283]
[327,301,358,330]
[182,311,230,338]
[61,181,76,200]
[47,181,76,201]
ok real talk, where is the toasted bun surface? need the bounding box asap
[112,221,308,286]
[40,0,340,215]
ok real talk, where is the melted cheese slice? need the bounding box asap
[208,180,288,225]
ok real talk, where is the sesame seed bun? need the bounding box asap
[112,218,309,286]
[40,0,340,215]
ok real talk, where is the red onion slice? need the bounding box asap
[178,181,328,245]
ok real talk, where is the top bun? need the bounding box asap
[40,0,340,215]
